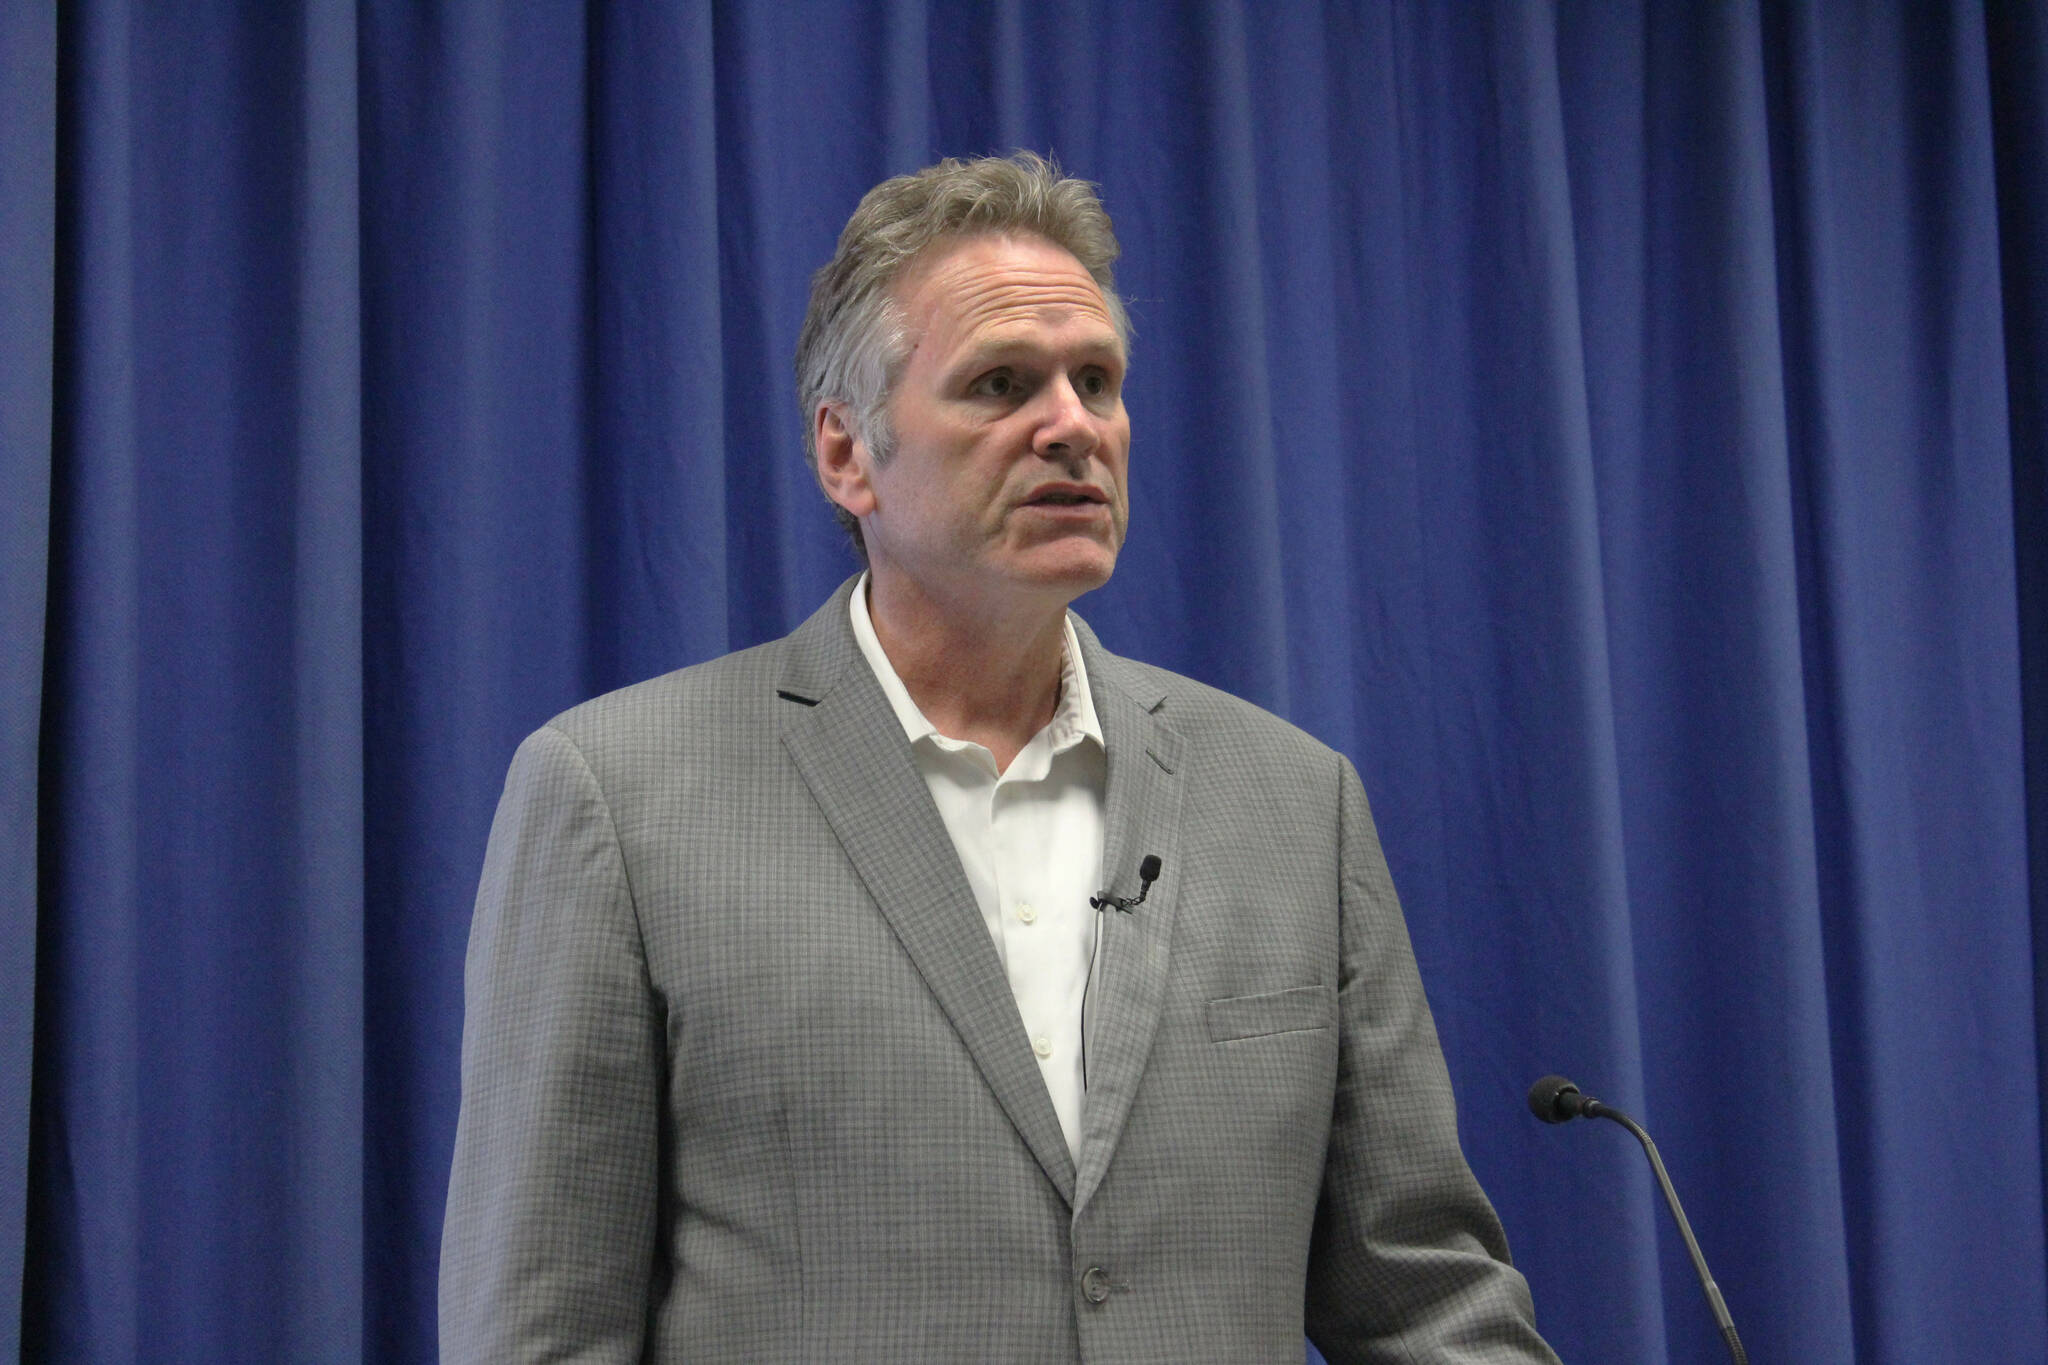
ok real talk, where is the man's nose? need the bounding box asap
[1032,375,1101,463]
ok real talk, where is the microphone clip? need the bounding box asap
[1090,854,1163,914]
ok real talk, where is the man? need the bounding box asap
[441,153,1557,1363]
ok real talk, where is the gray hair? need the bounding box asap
[794,151,1130,554]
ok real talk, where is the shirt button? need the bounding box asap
[1017,902,1038,924]
[1081,1266,1111,1304]
[1032,1036,1053,1059]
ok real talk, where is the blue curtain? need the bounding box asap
[5,2,2044,1361]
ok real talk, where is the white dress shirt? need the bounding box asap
[849,575,1107,1157]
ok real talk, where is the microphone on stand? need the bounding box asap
[1528,1075,1749,1365]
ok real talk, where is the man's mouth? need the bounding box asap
[1024,485,1107,507]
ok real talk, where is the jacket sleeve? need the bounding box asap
[1304,757,1560,1364]
[440,723,663,1363]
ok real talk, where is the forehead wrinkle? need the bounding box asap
[952,326,1125,379]
[964,279,1117,328]
[923,288,1123,374]
[896,238,1120,365]
[938,272,1111,332]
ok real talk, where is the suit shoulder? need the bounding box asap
[1105,654,1345,773]
[522,636,789,771]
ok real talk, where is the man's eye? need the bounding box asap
[976,372,1019,397]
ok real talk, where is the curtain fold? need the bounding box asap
[1988,0,2048,1273]
[1768,6,2040,1356]
[25,2,367,1359]
[0,5,56,1356]
[1561,4,1869,1354]
[8,3,2045,1362]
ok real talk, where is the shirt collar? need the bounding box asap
[848,571,1103,758]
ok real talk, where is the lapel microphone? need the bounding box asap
[1090,854,1162,912]
[1081,854,1164,1089]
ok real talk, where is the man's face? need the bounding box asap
[827,233,1131,616]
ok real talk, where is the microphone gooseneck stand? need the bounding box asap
[1527,1076,1748,1365]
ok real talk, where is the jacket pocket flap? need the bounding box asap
[1205,984,1335,1042]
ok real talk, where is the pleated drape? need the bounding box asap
[24,3,365,1359]
[5,4,2045,1362]
[0,6,56,1358]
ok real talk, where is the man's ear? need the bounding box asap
[814,402,877,519]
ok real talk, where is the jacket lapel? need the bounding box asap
[775,581,1078,1206]
[1071,623,1186,1213]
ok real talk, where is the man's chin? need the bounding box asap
[1014,548,1118,600]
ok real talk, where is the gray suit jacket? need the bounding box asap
[441,579,1556,1363]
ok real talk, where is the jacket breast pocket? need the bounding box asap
[1204,984,1335,1043]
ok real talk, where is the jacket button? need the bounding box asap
[1081,1266,1111,1304]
